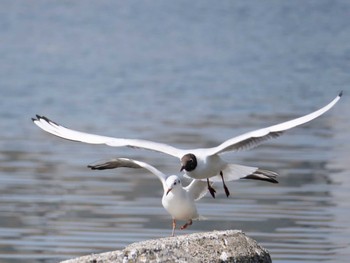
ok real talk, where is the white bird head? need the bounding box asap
[165,175,182,196]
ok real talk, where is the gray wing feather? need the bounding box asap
[88,158,167,190]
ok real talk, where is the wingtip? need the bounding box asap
[32,114,44,122]
[339,90,343,97]
[41,116,50,122]
[37,115,60,126]
[87,165,97,170]
[87,164,104,170]
[32,114,40,122]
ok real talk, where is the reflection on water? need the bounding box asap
[1,1,350,263]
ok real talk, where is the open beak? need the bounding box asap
[166,188,172,196]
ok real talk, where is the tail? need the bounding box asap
[210,164,278,184]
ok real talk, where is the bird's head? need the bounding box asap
[165,175,182,196]
[180,153,197,172]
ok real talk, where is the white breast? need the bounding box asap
[162,190,198,221]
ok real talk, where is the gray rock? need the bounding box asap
[61,230,271,263]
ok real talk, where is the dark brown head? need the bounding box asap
[180,153,197,172]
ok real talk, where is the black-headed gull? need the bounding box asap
[32,92,342,198]
[87,157,210,236]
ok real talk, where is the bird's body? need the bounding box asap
[88,158,208,236]
[183,153,222,180]
[33,92,342,197]
[161,177,199,222]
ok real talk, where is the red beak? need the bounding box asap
[180,165,185,172]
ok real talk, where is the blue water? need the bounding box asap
[1,1,350,262]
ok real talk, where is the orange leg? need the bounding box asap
[180,219,193,230]
[171,219,176,237]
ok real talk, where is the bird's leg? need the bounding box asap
[171,219,176,237]
[220,171,230,197]
[180,219,193,230]
[207,178,216,198]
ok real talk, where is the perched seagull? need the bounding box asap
[32,92,342,198]
[88,157,210,236]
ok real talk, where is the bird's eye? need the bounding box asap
[174,182,177,185]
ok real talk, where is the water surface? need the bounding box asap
[0,1,350,262]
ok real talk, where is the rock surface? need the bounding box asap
[61,230,271,263]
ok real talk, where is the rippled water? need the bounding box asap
[1,1,350,262]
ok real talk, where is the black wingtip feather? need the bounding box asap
[32,115,45,122]
[31,114,41,122]
[88,164,107,170]
[41,116,50,122]
[339,90,343,97]
[87,160,122,170]
[242,174,279,184]
[87,165,98,170]
[37,115,60,126]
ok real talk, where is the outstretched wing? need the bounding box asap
[185,180,211,201]
[205,92,342,155]
[33,92,342,158]
[88,158,168,191]
[32,115,183,158]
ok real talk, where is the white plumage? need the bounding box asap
[33,92,342,197]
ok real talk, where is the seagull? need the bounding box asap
[87,157,210,236]
[32,92,342,198]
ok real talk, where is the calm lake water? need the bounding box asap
[1,1,350,262]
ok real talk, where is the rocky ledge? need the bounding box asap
[61,230,271,263]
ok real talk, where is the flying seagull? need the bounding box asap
[32,91,342,198]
